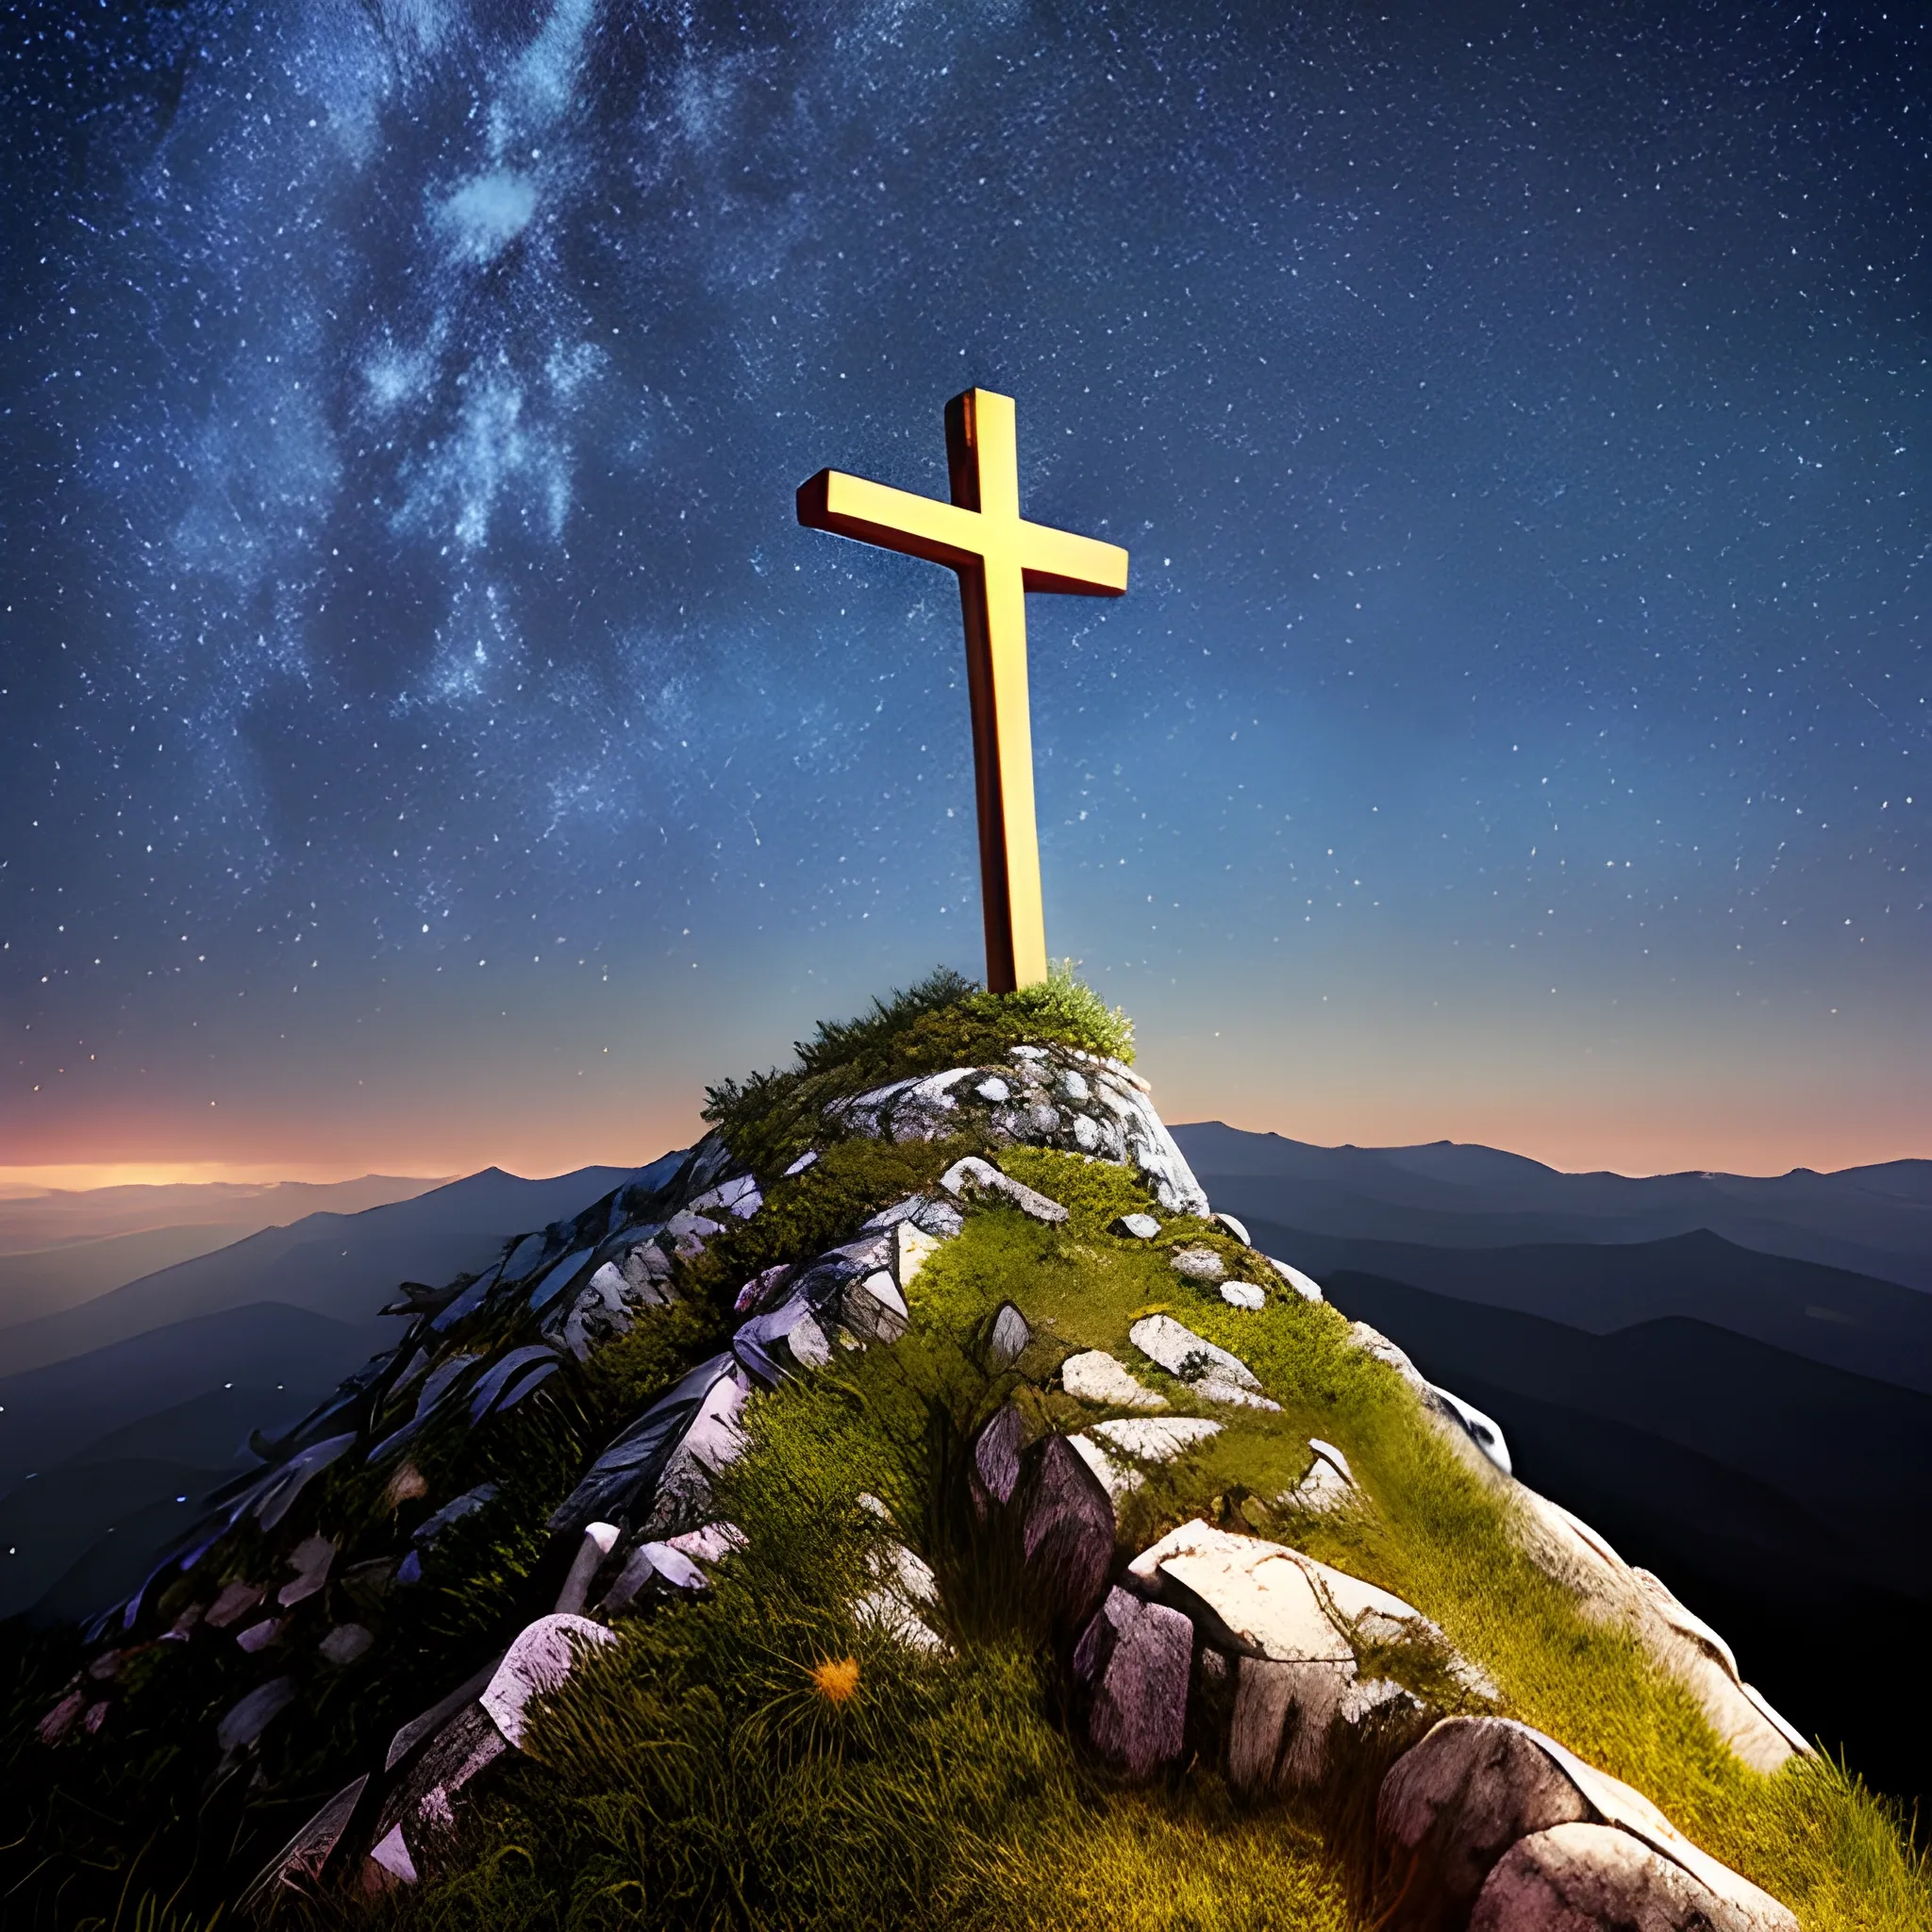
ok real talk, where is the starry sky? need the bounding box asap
[2,0,1926,1185]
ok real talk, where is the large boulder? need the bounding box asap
[1473,1823,1776,1932]
[1376,1718,1797,1932]
[1018,1434,1116,1632]
[1073,1587,1193,1778]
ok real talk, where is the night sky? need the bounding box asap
[2,0,1926,1184]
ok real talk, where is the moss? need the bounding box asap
[702,965,1135,1177]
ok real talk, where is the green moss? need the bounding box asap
[702,965,1135,1177]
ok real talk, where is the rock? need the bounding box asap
[782,1149,818,1176]
[1266,1257,1325,1302]
[367,1824,419,1886]
[1092,1416,1223,1461]
[255,1431,359,1529]
[36,1690,86,1744]
[894,1221,941,1289]
[1285,1441,1358,1514]
[1129,1314,1261,1391]
[320,1623,375,1667]
[1058,1068,1091,1103]
[413,1483,499,1548]
[1508,1486,1806,1774]
[1427,1384,1512,1475]
[480,1614,618,1749]
[528,1246,593,1313]
[987,1301,1031,1366]
[976,1075,1011,1102]
[1347,1320,1431,1392]
[1171,1245,1227,1283]
[846,1268,911,1343]
[1073,1587,1192,1778]
[205,1579,265,1629]
[216,1676,297,1755]
[642,1365,752,1537]
[1473,1823,1788,1932]
[1377,1717,1594,1930]
[1193,1376,1283,1411]
[236,1616,282,1653]
[1377,1718,1799,1932]
[386,1657,504,1771]
[667,1521,746,1565]
[469,1347,562,1422]
[1072,1113,1102,1152]
[938,1155,1071,1224]
[551,1355,743,1535]
[1220,1280,1266,1310]
[277,1533,336,1607]
[1229,1653,1356,1792]
[1111,1212,1161,1239]
[1211,1211,1252,1245]
[857,1540,946,1653]
[554,1521,623,1614]
[1068,1433,1141,1500]
[973,1404,1025,1509]
[1128,1520,1354,1664]
[1020,1434,1117,1631]
[1061,1349,1167,1408]
[242,1773,370,1903]
[689,1174,761,1219]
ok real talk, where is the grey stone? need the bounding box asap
[1073,1586,1192,1778]
[938,1155,1070,1223]
[367,1824,418,1886]
[386,1656,503,1771]
[480,1614,617,1748]
[988,1300,1032,1366]
[216,1677,297,1754]
[242,1773,369,1904]
[782,1149,819,1176]
[1377,1716,1593,1932]
[1473,1824,1792,1932]
[1092,1416,1222,1460]
[413,1483,499,1546]
[469,1347,561,1422]
[976,1075,1012,1102]
[550,1355,741,1535]
[1171,1246,1227,1282]
[1061,1349,1166,1408]
[1129,1314,1260,1391]
[973,1404,1025,1509]
[528,1246,594,1312]
[1427,1384,1513,1475]
[1020,1434,1116,1630]
[319,1623,375,1668]
[277,1533,336,1607]
[554,1521,622,1614]
[1072,1112,1102,1151]
[1221,1280,1267,1310]
[1058,1068,1091,1103]
[1266,1257,1325,1302]
[1229,1653,1357,1792]
[735,1293,833,1383]
[1111,1212,1162,1240]
[254,1431,358,1528]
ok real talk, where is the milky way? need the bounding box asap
[2,0,1926,1175]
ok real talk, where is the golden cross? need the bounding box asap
[797,389,1129,992]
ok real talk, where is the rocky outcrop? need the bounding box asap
[1377,1717,1796,1932]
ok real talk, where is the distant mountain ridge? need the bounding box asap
[1171,1122,1932,1290]
[0,1158,682,1621]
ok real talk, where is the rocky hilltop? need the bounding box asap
[4,973,1925,1931]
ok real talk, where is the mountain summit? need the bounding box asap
[4,974,1922,1930]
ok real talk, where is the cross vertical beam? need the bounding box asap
[796,388,1128,992]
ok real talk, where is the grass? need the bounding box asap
[4,976,1926,1929]
[365,1138,1929,1930]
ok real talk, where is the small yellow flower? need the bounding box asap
[808,1656,860,1704]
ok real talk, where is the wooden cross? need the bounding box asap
[797,389,1129,992]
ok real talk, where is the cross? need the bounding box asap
[797,389,1129,992]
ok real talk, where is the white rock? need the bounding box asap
[975,1076,1012,1102]
[480,1614,617,1748]
[1170,1245,1226,1283]
[1061,1349,1167,1408]
[320,1623,375,1667]
[1058,1069,1091,1103]
[1266,1257,1325,1302]
[1067,1432,1141,1499]
[1129,1314,1260,1391]
[368,1824,418,1885]
[1428,1383,1512,1474]
[894,1221,940,1290]
[1212,1211,1253,1245]
[1129,1520,1353,1663]
[1092,1417,1223,1460]
[1111,1213,1162,1240]
[1221,1280,1266,1310]
[1072,1112,1101,1152]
